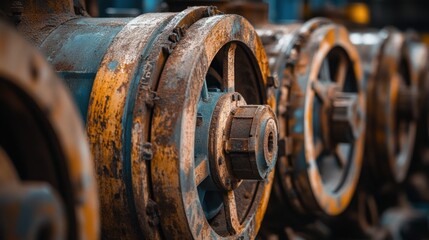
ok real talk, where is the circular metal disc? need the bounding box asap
[152,14,274,239]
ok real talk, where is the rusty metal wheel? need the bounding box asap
[350,29,419,185]
[258,18,365,219]
[151,13,278,239]
[0,23,99,239]
[23,5,224,239]
[18,3,277,238]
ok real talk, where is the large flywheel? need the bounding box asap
[15,2,278,238]
[152,13,277,239]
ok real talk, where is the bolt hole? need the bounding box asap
[268,132,274,154]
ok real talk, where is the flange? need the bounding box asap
[152,13,277,239]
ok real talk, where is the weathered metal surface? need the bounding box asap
[86,6,232,239]
[17,2,278,238]
[87,12,178,240]
[165,0,270,26]
[258,18,365,223]
[0,22,99,239]
[14,0,84,46]
[39,17,129,120]
[226,105,278,180]
[350,29,418,185]
[22,3,266,239]
[151,12,276,239]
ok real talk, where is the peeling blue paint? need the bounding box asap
[108,60,119,71]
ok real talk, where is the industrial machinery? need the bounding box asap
[1,0,429,239]
[350,29,418,188]
[257,18,365,234]
[320,28,422,239]
[165,2,368,239]
[3,0,279,239]
[0,22,99,239]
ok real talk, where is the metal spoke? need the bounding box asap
[335,53,348,87]
[314,138,324,159]
[207,67,223,86]
[195,156,210,186]
[335,144,349,168]
[312,80,332,103]
[320,58,331,82]
[223,190,241,234]
[223,42,236,92]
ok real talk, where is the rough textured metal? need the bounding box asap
[87,7,226,239]
[165,0,270,26]
[151,12,275,239]
[87,13,176,240]
[0,22,99,239]
[15,0,81,46]
[226,105,278,180]
[257,18,365,226]
[17,2,278,238]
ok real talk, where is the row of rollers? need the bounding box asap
[0,1,428,239]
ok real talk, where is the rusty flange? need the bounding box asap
[26,5,222,239]
[87,7,223,239]
[258,18,365,219]
[0,22,99,239]
[18,3,276,238]
[151,13,277,239]
[350,28,419,185]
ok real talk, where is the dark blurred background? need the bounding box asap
[90,0,429,43]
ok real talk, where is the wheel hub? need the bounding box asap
[313,80,363,147]
[330,92,363,144]
[198,91,278,192]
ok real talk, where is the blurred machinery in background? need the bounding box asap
[0,22,99,239]
[1,0,429,239]
[256,18,366,239]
